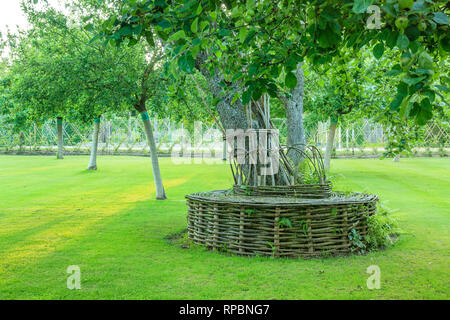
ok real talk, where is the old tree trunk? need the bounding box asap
[278,63,306,167]
[195,55,306,186]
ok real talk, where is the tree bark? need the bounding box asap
[324,119,337,171]
[19,131,24,151]
[141,111,167,200]
[222,136,227,161]
[279,63,305,166]
[195,53,249,131]
[56,117,64,159]
[87,118,100,170]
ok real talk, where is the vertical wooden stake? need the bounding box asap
[239,207,245,254]
[274,208,280,257]
[307,208,313,254]
[213,204,219,250]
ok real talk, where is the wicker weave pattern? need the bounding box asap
[232,182,332,199]
[186,191,378,258]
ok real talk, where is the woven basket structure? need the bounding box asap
[232,182,332,199]
[186,190,378,258]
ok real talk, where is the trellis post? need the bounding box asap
[346,127,349,149]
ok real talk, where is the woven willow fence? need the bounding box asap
[186,191,378,258]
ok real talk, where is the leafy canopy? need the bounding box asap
[95,0,449,126]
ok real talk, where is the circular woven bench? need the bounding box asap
[186,190,378,258]
[232,182,332,199]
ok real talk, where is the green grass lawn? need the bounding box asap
[0,155,448,299]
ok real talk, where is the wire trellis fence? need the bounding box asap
[0,115,448,156]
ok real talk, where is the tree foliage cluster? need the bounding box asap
[98,0,448,127]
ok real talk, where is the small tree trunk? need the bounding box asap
[56,117,64,159]
[87,118,100,170]
[33,123,37,148]
[222,136,227,161]
[19,131,24,151]
[128,114,132,143]
[324,119,337,171]
[393,154,400,162]
[140,111,167,200]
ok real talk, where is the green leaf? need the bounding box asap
[420,97,432,111]
[433,12,449,25]
[197,21,208,32]
[318,27,339,48]
[385,64,402,77]
[373,43,384,59]
[84,23,94,32]
[242,90,251,105]
[252,86,263,100]
[178,52,195,73]
[231,93,239,105]
[423,89,435,103]
[440,35,450,52]
[239,27,248,43]
[411,0,427,12]
[381,5,395,17]
[145,32,155,46]
[154,0,166,8]
[243,29,257,44]
[397,82,409,97]
[435,84,450,93]
[402,75,426,86]
[352,0,373,14]
[118,26,132,36]
[128,37,138,47]
[191,18,199,33]
[212,97,220,106]
[132,25,142,35]
[399,96,410,117]
[218,29,231,37]
[248,64,258,77]
[285,72,297,89]
[416,99,433,125]
[390,94,404,111]
[196,3,203,15]
[405,25,420,42]
[415,68,433,75]
[157,20,171,29]
[270,65,280,78]
[385,70,402,77]
[191,44,200,58]
[89,34,100,44]
[397,34,410,50]
[168,30,186,42]
[409,102,420,117]
[279,217,292,228]
[386,30,399,49]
